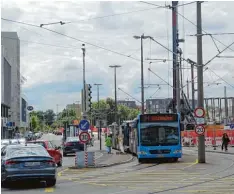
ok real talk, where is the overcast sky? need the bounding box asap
[1,0,234,112]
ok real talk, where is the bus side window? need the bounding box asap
[136,119,139,146]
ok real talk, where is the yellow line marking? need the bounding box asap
[57,168,68,176]
[181,160,198,170]
[44,187,54,192]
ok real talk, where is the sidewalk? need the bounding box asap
[183,146,234,155]
[72,134,133,168]
[96,149,133,167]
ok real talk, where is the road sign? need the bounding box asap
[194,107,205,118]
[195,125,205,135]
[79,119,90,131]
[230,124,234,129]
[195,117,205,125]
[27,106,34,111]
[79,132,90,144]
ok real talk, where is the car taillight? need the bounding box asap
[65,142,72,146]
[46,160,55,166]
[5,160,16,165]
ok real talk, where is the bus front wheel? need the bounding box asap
[138,158,143,163]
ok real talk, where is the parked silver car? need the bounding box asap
[1,144,57,187]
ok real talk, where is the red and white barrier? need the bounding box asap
[182,129,234,147]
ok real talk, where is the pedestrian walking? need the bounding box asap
[221,133,230,151]
[105,135,112,154]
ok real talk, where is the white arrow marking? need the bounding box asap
[81,122,88,129]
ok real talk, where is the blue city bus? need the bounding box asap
[135,113,182,162]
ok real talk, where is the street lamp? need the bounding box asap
[109,65,121,123]
[94,83,102,148]
[133,34,152,114]
[81,44,86,116]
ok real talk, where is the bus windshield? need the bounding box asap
[140,122,179,146]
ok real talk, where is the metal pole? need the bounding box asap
[187,79,190,100]
[172,1,178,113]
[98,85,100,140]
[109,65,121,122]
[197,1,206,163]
[176,50,180,113]
[82,44,86,114]
[141,34,144,114]
[100,119,102,150]
[224,86,228,125]
[114,67,117,121]
[191,63,195,110]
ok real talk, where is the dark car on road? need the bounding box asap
[1,144,57,188]
[62,137,84,156]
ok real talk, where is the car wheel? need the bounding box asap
[63,152,67,156]
[57,157,62,167]
[46,179,56,187]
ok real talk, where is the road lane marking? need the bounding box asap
[44,188,54,192]
[181,159,198,170]
[57,168,69,176]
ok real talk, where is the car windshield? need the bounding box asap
[6,146,50,158]
[67,137,79,142]
[140,122,179,146]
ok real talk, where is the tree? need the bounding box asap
[31,115,39,131]
[44,109,56,126]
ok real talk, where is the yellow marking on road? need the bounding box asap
[87,182,108,187]
[44,187,54,192]
[57,168,68,176]
[181,160,198,170]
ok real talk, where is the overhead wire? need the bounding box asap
[140,1,234,53]
[41,5,167,25]
[1,17,172,89]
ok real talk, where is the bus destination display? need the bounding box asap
[140,114,178,122]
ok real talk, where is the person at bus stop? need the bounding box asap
[221,133,230,151]
[105,135,112,154]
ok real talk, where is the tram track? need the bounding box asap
[148,153,234,194]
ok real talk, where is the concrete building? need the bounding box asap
[66,103,81,119]
[1,45,12,139]
[117,100,137,109]
[1,32,21,128]
[20,94,29,129]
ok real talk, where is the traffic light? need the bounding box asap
[186,123,195,131]
[85,84,92,112]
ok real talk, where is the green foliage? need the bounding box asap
[31,115,39,131]
[90,98,139,125]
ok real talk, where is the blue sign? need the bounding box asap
[230,124,234,129]
[79,119,90,131]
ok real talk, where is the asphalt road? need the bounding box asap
[39,133,104,168]
[2,138,234,194]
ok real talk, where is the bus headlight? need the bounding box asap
[173,150,181,153]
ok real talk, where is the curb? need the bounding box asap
[205,150,234,155]
[68,154,135,169]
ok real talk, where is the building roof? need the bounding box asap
[1,31,19,40]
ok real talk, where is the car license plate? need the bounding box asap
[157,154,164,158]
[24,162,40,166]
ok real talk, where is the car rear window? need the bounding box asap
[27,142,46,148]
[66,137,79,142]
[6,146,50,158]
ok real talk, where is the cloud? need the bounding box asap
[1,1,234,112]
